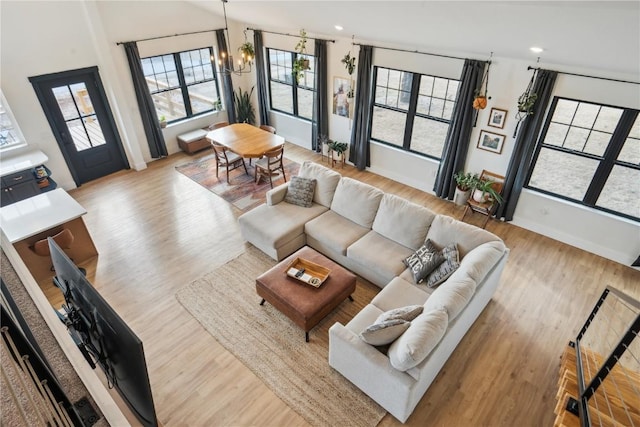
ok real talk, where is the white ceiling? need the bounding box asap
[189,0,640,77]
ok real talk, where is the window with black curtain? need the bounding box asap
[141,47,221,123]
[370,66,459,160]
[526,97,639,221]
[266,48,315,121]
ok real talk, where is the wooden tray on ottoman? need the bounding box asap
[285,257,330,288]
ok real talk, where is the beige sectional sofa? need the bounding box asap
[238,161,510,422]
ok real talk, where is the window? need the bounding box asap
[527,97,640,220]
[141,47,220,123]
[371,67,459,160]
[267,48,315,120]
[0,91,25,150]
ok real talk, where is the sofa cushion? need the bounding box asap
[423,275,476,321]
[426,214,501,258]
[330,177,384,228]
[284,176,316,208]
[238,201,328,250]
[298,161,341,208]
[348,232,414,284]
[376,305,424,323]
[388,307,448,371]
[305,210,370,255]
[403,239,445,284]
[456,241,506,283]
[371,277,430,312]
[372,193,436,250]
[425,243,460,288]
[360,319,411,346]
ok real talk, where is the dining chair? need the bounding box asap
[461,170,505,229]
[207,121,230,131]
[211,141,248,183]
[259,125,276,134]
[254,145,286,188]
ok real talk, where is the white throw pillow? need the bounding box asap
[360,319,410,346]
[375,305,424,324]
[423,276,476,321]
[388,308,448,371]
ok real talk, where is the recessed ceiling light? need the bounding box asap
[334,25,343,31]
[530,46,544,53]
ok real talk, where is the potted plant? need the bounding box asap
[234,86,256,125]
[517,92,537,116]
[292,29,310,83]
[472,178,504,205]
[473,89,488,110]
[213,98,222,112]
[159,115,167,128]
[327,140,348,167]
[341,52,356,76]
[453,171,478,206]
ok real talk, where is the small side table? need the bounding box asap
[330,150,345,168]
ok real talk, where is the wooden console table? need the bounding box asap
[0,188,98,283]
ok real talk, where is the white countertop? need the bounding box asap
[0,188,87,243]
[0,149,48,177]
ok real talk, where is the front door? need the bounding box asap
[30,67,128,186]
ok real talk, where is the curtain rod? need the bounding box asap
[527,66,639,85]
[116,29,222,46]
[353,42,475,62]
[246,28,335,43]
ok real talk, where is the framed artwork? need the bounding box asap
[332,76,352,118]
[477,130,506,154]
[487,108,507,129]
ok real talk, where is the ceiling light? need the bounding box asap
[530,47,544,53]
[214,0,253,76]
[334,25,343,31]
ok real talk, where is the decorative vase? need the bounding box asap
[454,187,471,206]
[473,96,488,110]
[473,189,489,203]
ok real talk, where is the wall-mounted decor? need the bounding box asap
[333,76,352,118]
[487,108,507,129]
[477,130,506,154]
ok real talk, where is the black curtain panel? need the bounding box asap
[253,30,270,126]
[433,59,486,199]
[216,30,237,123]
[348,45,374,170]
[311,39,328,152]
[495,69,558,221]
[122,41,167,158]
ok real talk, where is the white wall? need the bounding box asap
[1,1,638,266]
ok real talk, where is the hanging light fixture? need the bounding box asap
[214,0,253,75]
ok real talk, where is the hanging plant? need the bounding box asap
[473,56,492,110]
[514,66,539,136]
[341,52,356,76]
[292,29,310,83]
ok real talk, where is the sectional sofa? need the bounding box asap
[238,161,509,422]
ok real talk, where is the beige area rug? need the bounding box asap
[175,247,386,427]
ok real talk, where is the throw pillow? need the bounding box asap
[425,243,460,288]
[284,176,317,208]
[403,239,445,284]
[360,319,411,346]
[388,307,449,371]
[375,305,424,324]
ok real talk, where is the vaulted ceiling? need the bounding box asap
[189,0,640,77]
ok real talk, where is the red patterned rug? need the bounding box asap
[175,154,299,212]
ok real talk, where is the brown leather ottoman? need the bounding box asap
[256,246,356,342]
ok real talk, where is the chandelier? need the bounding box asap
[215,0,253,75]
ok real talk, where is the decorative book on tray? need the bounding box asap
[286,257,330,288]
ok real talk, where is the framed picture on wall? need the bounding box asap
[333,76,352,118]
[477,130,506,154]
[487,108,507,129]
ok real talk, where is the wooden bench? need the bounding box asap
[177,129,210,154]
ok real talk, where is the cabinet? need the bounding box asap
[0,150,57,207]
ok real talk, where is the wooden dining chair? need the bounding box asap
[254,145,286,188]
[259,125,276,134]
[461,170,505,229]
[207,121,229,131]
[211,142,248,183]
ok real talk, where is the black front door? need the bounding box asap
[30,67,128,186]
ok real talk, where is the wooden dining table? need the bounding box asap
[206,123,285,159]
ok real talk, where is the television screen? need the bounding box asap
[49,237,158,427]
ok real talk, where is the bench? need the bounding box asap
[177,129,210,154]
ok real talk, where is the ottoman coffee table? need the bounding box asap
[256,246,356,342]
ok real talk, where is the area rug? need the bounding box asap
[175,247,386,427]
[175,155,300,212]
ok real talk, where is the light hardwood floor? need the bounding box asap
[48,143,638,426]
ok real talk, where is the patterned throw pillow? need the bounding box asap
[425,243,460,288]
[403,239,445,284]
[375,305,424,323]
[360,319,411,346]
[284,176,317,208]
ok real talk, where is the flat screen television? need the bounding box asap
[49,237,158,427]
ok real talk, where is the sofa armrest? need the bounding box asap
[266,183,289,205]
[329,322,416,422]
